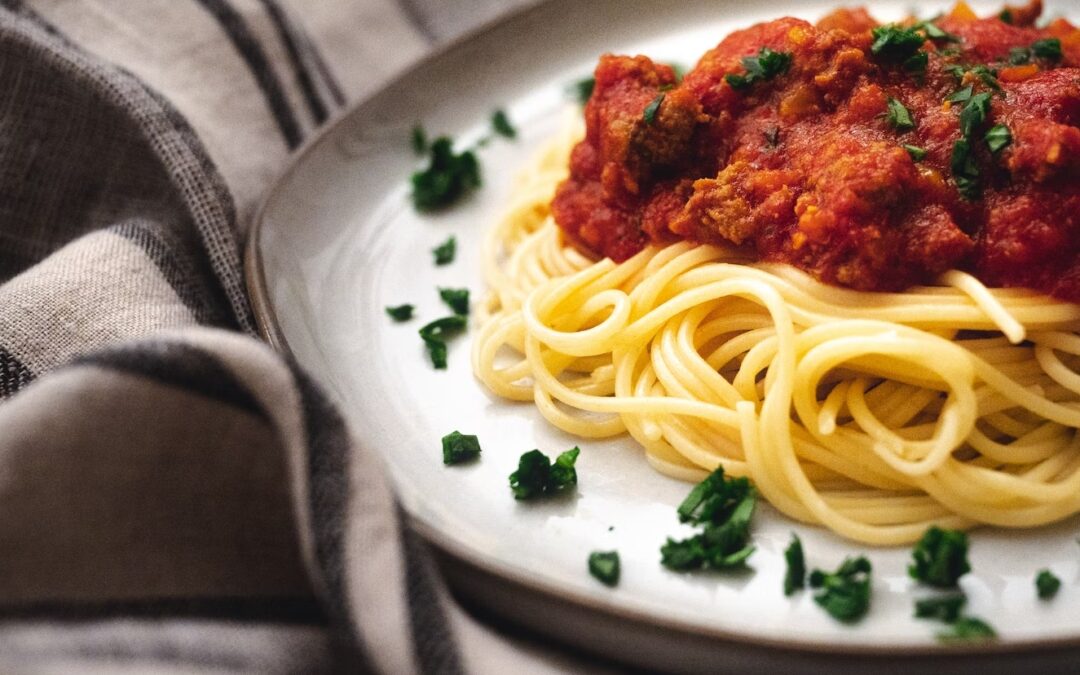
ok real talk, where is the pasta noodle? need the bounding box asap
[472,122,1080,545]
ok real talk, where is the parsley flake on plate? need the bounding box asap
[491,109,517,139]
[985,124,1012,154]
[588,551,620,586]
[509,447,580,500]
[411,124,427,155]
[441,430,481,465]
[870,25,925,62]
[959,92,991,138]
[411,137,481,212]
[1032,37,1062,62]
[809,556,872,623]
[385,304,414,322]
[937,616,997,642]
[438,287,470,316]
[642,93,665,124]
[419,315,467,369]
[783,533,806,596]
[1036,569,1061,600]
[904,144,927,161]
[909,526,971,588]
[914,594,966,623]
[660,467,757,571]
[951,139,981,200]
[432,235,456,265]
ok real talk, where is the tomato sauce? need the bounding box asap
[551,1,1080,300]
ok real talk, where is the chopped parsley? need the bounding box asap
[725,47,792,91]
[870,25,925,62]
[385,304,414,322]
[411,124,428,155]
[809,556,872,623]
[419,315,467,369]
[1032,37,1063,62]
[1008,46,1032,65]
[985,124,1012,154]
[642,93,665,124]
[904,144,928,161]
[937,616,997,642]
[661,468,757,571]
[959,92,992,138]
[411,137,481,211]
[570,76,595,105]
[999,9,1013,24]
[441,430,481,465]
[491,109,517,139]
[784,533,806,596]
[1036,569,1061,599]
[948,65,1001,91]
[432,235,456,265]
[509,447,580,500]
[904,51,929,74]
[946,85,973,103]
[916,21,960,43]
[885,97,916,131]
[438,287,470,316]
[914,594,966,623]
[951,140,981,200]
[909,526,971,588]
[588,551,621,586]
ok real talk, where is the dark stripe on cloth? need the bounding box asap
[193,0,303,148]
[291,368,374,672]
[255,0,329,124]
[110,220,232,328]
[0,597,326,624]
[0,3,255,333]
[74,341,266,419]
[393,0,437,43]
[297,25,345,107]
[400,513,465,674]
[0,347,34,398]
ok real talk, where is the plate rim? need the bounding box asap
[244,0,1080,661]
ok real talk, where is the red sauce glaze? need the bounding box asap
[551,1,1080,301]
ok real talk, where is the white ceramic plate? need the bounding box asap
[248,1,1080,671]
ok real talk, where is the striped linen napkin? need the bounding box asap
[0,1,600,673]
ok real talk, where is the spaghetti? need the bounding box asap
[473,124,1080,546]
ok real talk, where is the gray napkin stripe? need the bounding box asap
[256,0,334,125]
[0,347,33,398]
[73,340,269,420]
[194,0,304,149]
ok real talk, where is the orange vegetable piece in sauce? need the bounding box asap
[948,2,979,22]
[999,64,1040,82]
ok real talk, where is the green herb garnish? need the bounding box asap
[985,124,1012,154]
[491,109,517,139]
[871,25,925,62]
[661,468,757,571]
[904,51,929,74]
[411,137,481,211]
[784,533,806,596]
[917,21,960,43]
[725,47,792,91]
[885,97,916,131]
[386,304,415,322]
[951,140,980,199]
[643,93,665,124]
[904,144,928,161]
[1032,38,1063,61]
[571,76,595,105]
[432,235,456,265]
[509,447,581,500]
[946,85,973,103]
[937,616,997,642]
[1009,46,1032,65]
[999,9,1013,24]
[959,92,991,137]
[809,556,873,623]
[411,124,428,155]
[909,526,972,588]
[441,430,481,465]
[914,594,966,623]
[419,315,467,369]
[589,551,621,586]
[1036,569,1061,599]
[438,287,470,316]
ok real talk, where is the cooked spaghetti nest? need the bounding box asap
[472,120,1080,545]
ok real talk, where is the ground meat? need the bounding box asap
[552,0,1080,302]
